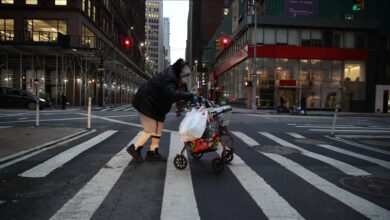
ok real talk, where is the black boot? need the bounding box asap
[126,144,144,163]
[145,148,167,162]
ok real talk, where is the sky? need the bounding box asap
[163,0,189,64]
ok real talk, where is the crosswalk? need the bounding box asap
[0,128,389,219]
[100,107,136,112]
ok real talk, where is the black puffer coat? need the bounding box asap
[132,62,193,122]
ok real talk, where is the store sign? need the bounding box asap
[284,0,318,17]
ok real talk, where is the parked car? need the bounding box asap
[0,87,49,110]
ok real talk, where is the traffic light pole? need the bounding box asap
[251,0,257,112]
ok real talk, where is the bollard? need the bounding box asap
[35,100,40,127]
[330,104,339,136]
[87,97,92,129]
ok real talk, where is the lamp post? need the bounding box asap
[251,0,258,112]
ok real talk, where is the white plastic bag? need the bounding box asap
[179,108,208,142]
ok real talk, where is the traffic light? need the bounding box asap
[123,38,133,49]
[352,0,364,11]
[244,80,252,87]
[215,36,230,50]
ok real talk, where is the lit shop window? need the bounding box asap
[55,0,66,6]
[1,0,14,4]
[82,25,96,48]
[344,62,365,82]
[25,19,67,42]
[26,0,37,5]
[0,19,14,41]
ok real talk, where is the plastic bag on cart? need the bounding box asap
[179,108,208,142]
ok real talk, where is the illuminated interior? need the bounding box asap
[344,64,362,81]
[26,19,67,42]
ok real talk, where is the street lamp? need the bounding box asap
[250,0,258,112]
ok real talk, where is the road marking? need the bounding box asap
[317,144,390,169]
[161,132,199,220]
[262,153,390,220]
[20,130,117,178]
[310,129,390,133]
[326,136,390,156]
[0,130,95,169]
[0,114,137,124]
[77,113,175,133]
[336,135,390,139]
[18,117,28,120]
[227,152,304,219]
[298,126,390,129]
[0,126,11,129]
[259,132,370,176]
[287,132,306,139]
[123,107,134,112]
[231,131,260,146]
[49,133,139,220]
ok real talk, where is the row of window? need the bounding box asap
[1,0,66,5]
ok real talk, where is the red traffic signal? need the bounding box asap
[123,38,133,48]
[215,36,230,50]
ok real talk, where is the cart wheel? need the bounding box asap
[222,149,234,163]
[212,158,224,174]
[173,154,188,170]
[191,152,203,160]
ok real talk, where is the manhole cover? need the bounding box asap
[253,145,301,155]
[294,139,327,145]
[339,176,390,197]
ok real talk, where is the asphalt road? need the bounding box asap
[0,106,389,220]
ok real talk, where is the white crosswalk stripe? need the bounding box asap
[161,132,200,220]
[20,130,117,178]
[2,129,390,219]
[259,132,371,176]
[49,133,139,220]
[262,153,390,220]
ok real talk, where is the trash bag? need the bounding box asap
[179,108,208,142]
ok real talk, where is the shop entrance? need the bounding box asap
[278,88,297,108]
[384,90,389,113]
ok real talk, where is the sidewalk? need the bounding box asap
[0,126,87,163]
[230,106,390,117]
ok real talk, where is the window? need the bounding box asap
[264,28,275,44]
[344,62,365,82]
[25,19,67,42]
[301,29,310,46]
[345,32,354,48]
[26,0,37,5]
[333,31,343,48]
[55,0,66,5]
[355,33,366,48]
[311,30,322,47]
[82,25,96,48]
[276,28,287,45]
[0,19,14,41]
[1,0,14,4]
[288,29,299,46]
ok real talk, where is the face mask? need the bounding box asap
[180,65,191,78]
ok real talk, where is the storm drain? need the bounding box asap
[253,145,301,155]
[339,176,390,198]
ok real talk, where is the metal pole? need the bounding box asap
[35,100,39,127]
[87,97,92,129]
[251,0,257,112]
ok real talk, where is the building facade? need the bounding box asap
[163,17,170,69]
[145,0,164,75]
[0,0,148,107]
[204,0,390,113]
[186,0,232,91]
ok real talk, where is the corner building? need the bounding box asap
[204,0,390,113]
[0,0,148,107]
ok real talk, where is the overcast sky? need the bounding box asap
[163,0,189,64]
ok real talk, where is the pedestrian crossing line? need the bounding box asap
[101,108,110,111]
[231,131,260,147]
[310,129,390,133]
[112,108,125,111]
[161,132,200,220]
[336,135,390,139]
[262,153,390,220]
[0,126,11,129]
[317,144,390,169]
[49,132,140,220]
[123,107,134,112]
[20,130,118,178]
[259,132,371,176]
[223,150,304,219]
[287,132,306,139]
[297,125,390,129]
[0,129,96,170]
[326,136,390,156]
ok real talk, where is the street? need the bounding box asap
[0,106,390,220]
